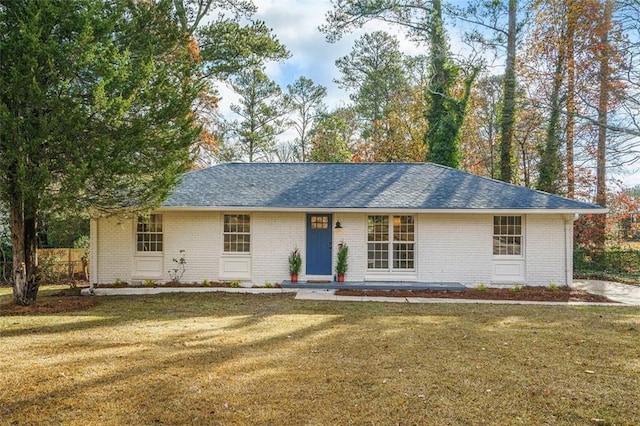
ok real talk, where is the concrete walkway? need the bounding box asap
[571,279,640,305]
[280,280,465,291]
[294,280,640,306]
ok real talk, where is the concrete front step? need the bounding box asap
[280,281,466,291]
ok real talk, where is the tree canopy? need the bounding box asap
[0,0,201,304]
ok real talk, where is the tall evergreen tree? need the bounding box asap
[308,110,354,163]
[335,31,407,138]
[0,0,201,305]
[230,66,287,162]
[286,77,327,162]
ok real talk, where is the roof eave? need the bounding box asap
[157,206,607,214]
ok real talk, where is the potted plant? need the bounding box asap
[288,248,302,283]
[336,243,348,282]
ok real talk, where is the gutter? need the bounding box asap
[156,206,608,215]
[565,214,578,286]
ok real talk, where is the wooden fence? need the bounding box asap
[38,248,89,282]
[1,248,89,284]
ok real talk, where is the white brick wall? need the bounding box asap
[251,212,306,285]
[92,211,572,286]
[332,213,367,281]
[163,211,221,284]
[417,214,493,285]
[525,214,572,285]
[92,217,134,284]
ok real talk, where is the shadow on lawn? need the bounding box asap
[2,292,640,424]
[0,291,635,339]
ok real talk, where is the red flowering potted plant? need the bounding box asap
[288,248,302,283]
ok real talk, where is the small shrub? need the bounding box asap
[112,278,127,287]
[510,283,522,292]
[143,279,156,287]
[476,283,488,292]
[336,243,349,275]
[37,253,64,284]
[264,282,273,288]
[168,250,186,283]
[230,280,241,288]
[548,284,559,291]
[201,279,211,287]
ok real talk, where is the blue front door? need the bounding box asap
[306,214,332,275]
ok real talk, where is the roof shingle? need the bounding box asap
[162,162,604,211]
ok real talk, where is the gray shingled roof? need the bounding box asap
[162,162,604,211]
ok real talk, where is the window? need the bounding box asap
[224,214,250,253]
[493,216,522,255]
[368,215,414,270]
[137,214,163,252]
[310,215,328,229]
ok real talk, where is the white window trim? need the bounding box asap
[492,215,525,260]
[134,214,164,255]
[222,213,252,256]
[366,214,416,273]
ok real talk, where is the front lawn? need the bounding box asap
[1,287,639,425]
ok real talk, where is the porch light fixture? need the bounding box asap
[335,221,343,229]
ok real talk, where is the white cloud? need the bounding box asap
[252,0,428,109]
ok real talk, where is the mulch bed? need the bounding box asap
[335,286,616,303]
[96,281,281,288]
[0,296,99,316]
[0,285,616,316]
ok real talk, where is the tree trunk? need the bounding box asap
[594,0,613,251]
[537,36,565,194]
[566,4,576,198]
[498,0,517,183]
[596,0,612,209]
[9,201,40,306]
[521,142,530,188]
[425,0,447,164]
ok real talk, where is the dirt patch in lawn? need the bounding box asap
[335,285,615,303]
[0,286,98,316]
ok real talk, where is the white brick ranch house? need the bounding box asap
[90,162,605,288]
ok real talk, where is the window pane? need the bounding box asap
[393,215,414,242]
[368,216,389,242]
[393,243,414,269]
[367,242,389,269]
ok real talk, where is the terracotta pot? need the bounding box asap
[337,274,344,283]
[290,274,298,283]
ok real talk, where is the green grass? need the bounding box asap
[1,286,640,425]
[575,269,640,285]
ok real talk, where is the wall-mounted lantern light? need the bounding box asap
[335,221,343,229]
